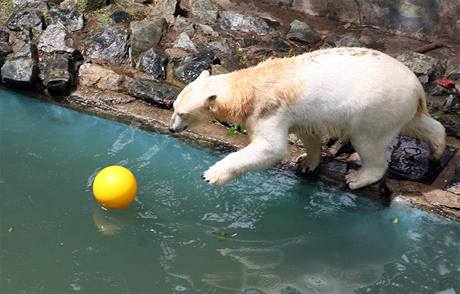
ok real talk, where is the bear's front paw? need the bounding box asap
[202,165,239,186]
[295,153,320,174]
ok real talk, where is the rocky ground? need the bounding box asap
[1,0,459,220]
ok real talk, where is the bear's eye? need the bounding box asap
[178,112,185,117]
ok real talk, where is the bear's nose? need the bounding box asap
[168,127,176,133]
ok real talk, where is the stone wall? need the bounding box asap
[262,0,460,41]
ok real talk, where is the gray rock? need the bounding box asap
[130,18,166,61]
[47,8,84,32]
[445,164,460,195]
[44,52,75,96]
[174,16,194,33]
[220,11,273,35]
[137,48,168,80]
[190,0,218,21]
[1,43,38,87]
[86,27,129,64]
[324,34,363,47]
[110,10,133,24]
[206,40,231,53]
[173,50,217,84]
[195,23,218,37]
[397,52,445,86]
[271,37,290,51]
[37,24,74,53]
[287,19,320,44]
[0,42,13,68]
[7,8,43,32]
[0,30,10,43]
[150,0,178,24]
[174,32,198,53]
[128,78,181,109]
[443,94,460,115]
[12,0,43,8]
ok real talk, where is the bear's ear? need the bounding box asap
[207,95,217,109]
[196,70,210,81]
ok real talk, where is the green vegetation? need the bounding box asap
[226,124,247,137]
[31,27,42,38]
[0,0,15,20]
[77,0,87,13]
[212,230,237,241]
[95,10,111,26]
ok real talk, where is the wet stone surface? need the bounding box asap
[386,135,457,184]
[173,50,218,84]
[128,78,181,109]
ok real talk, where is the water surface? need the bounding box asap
[1,89,459,294]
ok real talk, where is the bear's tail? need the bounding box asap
[400,91,446,160]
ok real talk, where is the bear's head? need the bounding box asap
[169,70,218,133]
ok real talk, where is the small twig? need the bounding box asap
[414,42,443,54]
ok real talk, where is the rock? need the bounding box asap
[85,0,106,12]
[165,48,190,60]
[47,8,84,31]
[78,63,125,91]
[128,78,181,109]
[59,0,78,10]
[6,8,43,32]
[437,113,460,139]
[210,64,228,75]
[190,0,218,21]
[386,135,453,183]
[0,42,13,68]
[397,52,445,86]
[0,30,10,43]
[174,32,198,53]
[271,37,290,51]
[205,40,231,53]
[135,0,151,3]
[137,48,168,80]
[286,19,320,44]
[130,18,166,61]
[174,16,194,33]
[445,164,460,195]
[220,11,273,35]
[110,10,133,24]
[324,35,363,47]
[194,23,218,37]
[443,94,460,115]
[86,27,129,64]
[12,0,43,8]
[173,50,217,84]
[37,24,74,53]
[150,0,178,24]
[1,43,38,87]
[44,52,75,96]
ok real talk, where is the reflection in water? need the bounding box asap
[1,89,459,294]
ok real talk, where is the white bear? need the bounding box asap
[169,47,446,189]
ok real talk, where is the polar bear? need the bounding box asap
[169,47,446,190]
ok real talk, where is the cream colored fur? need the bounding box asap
[169,47,446,189]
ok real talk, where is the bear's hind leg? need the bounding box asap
[295,133,322,173]
[346,135,392,190]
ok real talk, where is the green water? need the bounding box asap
[0,88,459,294]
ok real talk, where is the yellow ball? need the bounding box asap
[92,166,137,209]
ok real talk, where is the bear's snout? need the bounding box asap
[169,113,188,133]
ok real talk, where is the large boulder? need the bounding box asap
[137,48,168,80]
[6,7,43,32]
[37,24,74,53]
[44,52,76,96]
[78,63,125,91]
[46,8,84,32]
[85,27,129,64]
[173,50,218,84]
[130,18,166,62]
[150,0,178,24]
[397,51,445,86]
[220,11,274,35]
[286,20,320,44]
[1,43,38,87]
[128,78,181,109]
[190,0,219,22]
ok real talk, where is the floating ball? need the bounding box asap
[92,166,137,209]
